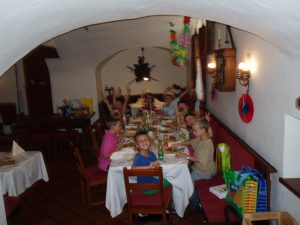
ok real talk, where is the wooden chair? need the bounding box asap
[242,212,298,225]
[123,167,173,225]
[89,120,104,156]
[4,196,20,217]
[72,147,107,211]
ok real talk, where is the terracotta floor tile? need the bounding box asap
[8,218,27,225]
[59,217,88,225]
[18,210,48,225]
[90,216,119,225]
[32,218,57,225]
[51,210,76,223]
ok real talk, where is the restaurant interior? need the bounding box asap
[0,1,300,225]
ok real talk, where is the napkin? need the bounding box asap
[110,147,135,161]
[11,140,25,156]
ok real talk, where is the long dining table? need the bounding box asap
[105,115,194,218]
[106,155,194,218]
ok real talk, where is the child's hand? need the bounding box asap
[205,112,211,122]
[176,152,187,158]
[150,161,160,168]
[172,143,179,150]
[116,142,123,151]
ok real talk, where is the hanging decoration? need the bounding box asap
[192,31,204,101]
[170,16,191,67]
[238,93,254,123]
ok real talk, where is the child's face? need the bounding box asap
[135,134,151,150]
[185,115,195,127]
[111,121,123,134]
[145,95,154,104]
[164,95,173,105]
[178,103,187,110]
[115,101,123,110]
[192,124,205,138]
[177,112,185,123]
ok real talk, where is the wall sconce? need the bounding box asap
[207,62,217,100]
[207,62,217,79]
[236,54,251,90]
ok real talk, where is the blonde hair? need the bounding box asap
[194,118,210,132]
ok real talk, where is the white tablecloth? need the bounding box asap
[0,179,7,225]
[0,151,48,225]
[106,156,194,218]
[0,151,49,196]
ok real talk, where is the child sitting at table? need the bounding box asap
[132,131,171,194]
[98,117,123,172]
[173,118,216,180]
[172,118,216,210]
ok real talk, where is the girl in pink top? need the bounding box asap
[98,118,123,171]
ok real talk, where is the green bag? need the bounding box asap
[216,143,231,175]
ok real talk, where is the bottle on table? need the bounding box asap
[163,135,169,151]
[158,139,164,161]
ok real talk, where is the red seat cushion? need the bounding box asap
[86,166,107,182]
[195,174,238,223]
[131,186,172,206]
[4,196,20,217]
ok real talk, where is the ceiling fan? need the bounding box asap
[127,47,158,85]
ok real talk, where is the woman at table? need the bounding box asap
[98,117,123,172]
[132,131,171,194]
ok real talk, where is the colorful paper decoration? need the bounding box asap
[170,16,191,67]
[238,93,254,123]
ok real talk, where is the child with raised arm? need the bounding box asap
[132,131,171,194]
[98,118,123,172]
[163,87,190,119]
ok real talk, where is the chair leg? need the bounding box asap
[162,212,167,225]
[128,212,133,225]
[86,185,92,212]
[80,181,86,203]
[168,198,173,225]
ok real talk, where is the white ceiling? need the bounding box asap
[49,16,198,67]
[1,0,300,75]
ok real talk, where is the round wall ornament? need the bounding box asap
[238,93,254,123]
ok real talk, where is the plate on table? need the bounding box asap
[122,142,135,148]
[162,119,173,126]
[0,156,16,166]
[123,133,136,138]
[125,125,138,131]
[159,127,176,134]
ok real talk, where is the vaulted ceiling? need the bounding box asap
[1,0,300,75]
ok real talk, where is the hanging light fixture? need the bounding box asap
[127,47,157,85]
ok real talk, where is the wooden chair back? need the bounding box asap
[123,167,165,209]
[242,212,298,225]
[72,147,87,180]
[89,127,100,156]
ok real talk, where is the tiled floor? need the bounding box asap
[7,151,212,225]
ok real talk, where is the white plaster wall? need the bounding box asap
[101,47,187,95]
[206,26,300,221]
[47,58,98,117]
[282,115,300,178]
